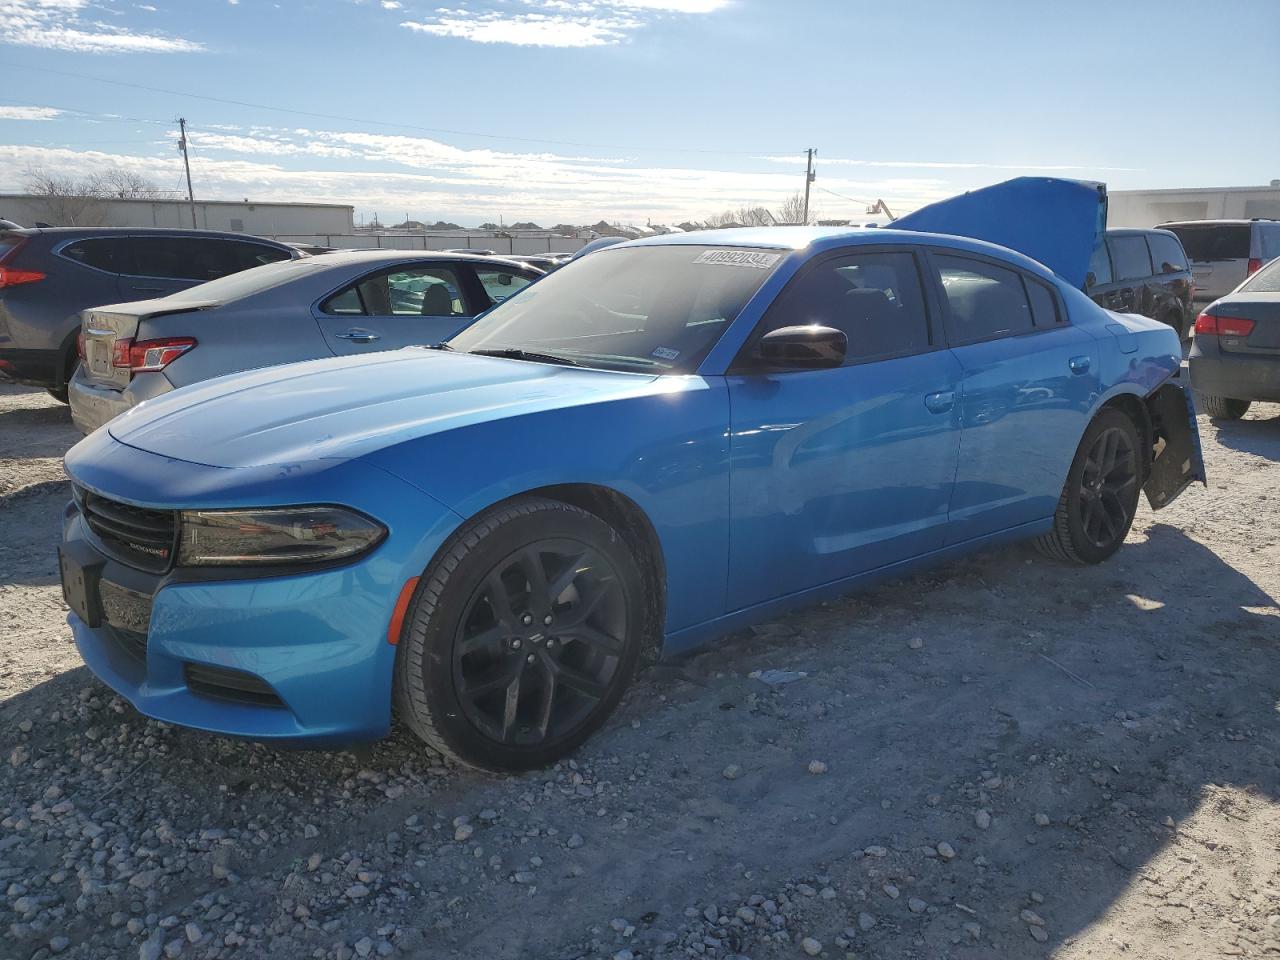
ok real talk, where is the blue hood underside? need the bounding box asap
[892,177,1107,290]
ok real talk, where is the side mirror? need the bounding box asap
[1085,271,1097,289]
[755,324,847,370]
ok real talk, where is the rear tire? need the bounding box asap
[1197,394,1250,420]
[1035,409,1142,565]
[394,496,643,772]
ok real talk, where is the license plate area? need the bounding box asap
[59,543,105,627]
[86,338,113,377]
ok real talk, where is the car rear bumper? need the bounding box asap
[69,368,173,434]
[1189,350,1280,403]
[0,346,58,387]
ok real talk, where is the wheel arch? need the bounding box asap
[1096,389,1154,480]
[440,482,668,666]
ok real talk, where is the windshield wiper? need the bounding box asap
[468,347,585,367]
[425,341,454,351]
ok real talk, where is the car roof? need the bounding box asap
[297,249,535,270]
[1105,227,1181,239]
[1160,219,1279,227]
[1,226,295,243]
[614,225,1059,281]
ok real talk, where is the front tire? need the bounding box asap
[1197,394,1250,421]
[394,496,643,772]
[1035,409,1142,565]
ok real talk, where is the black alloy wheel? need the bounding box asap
[1035,408,1143,565]
[1077,426,1139,550]
[452,539,626,747]
[394,497,644,772]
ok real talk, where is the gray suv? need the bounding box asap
[1160,219,1280,306]
[0,227,298,401]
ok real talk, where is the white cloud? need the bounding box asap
[0,0,203,53]
[402,12,639,46]
[380,0,402,8]
[0,105,61,120]
[0,122,959,225]
[400,0,724,46]
[757,154,1141,174]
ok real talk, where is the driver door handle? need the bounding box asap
[336,329,380,343]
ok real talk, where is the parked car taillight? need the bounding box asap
[1194,312,1255,337]
[1247,258,1263,275]
[0,238,44,288]
[111,337,197,373]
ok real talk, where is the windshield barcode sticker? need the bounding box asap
[693,250,781,269]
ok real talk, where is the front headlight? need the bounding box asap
[177,506,385,567]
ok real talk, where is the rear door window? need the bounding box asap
[934,254,1035,342]
[1087,243,1112,286]
[1167,224,1250,262]
[1107,236,1152,281]
[1025,278,1061,326]
[61,237,131,274]
[475,267,534,305]
[1147,233,1189,274]
[130,237,237,282]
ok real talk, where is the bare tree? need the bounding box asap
[734,205,774,227]
[22,166,164,225]
[23,168,104,226]
[775,191,810,225]
[86,168,160,199]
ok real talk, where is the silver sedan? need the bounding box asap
[70,250,541,434]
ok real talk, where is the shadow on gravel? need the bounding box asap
[1210,409,1280,459]
[2,521,1277,959]
[0,480,70,585]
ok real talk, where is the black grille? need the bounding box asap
[104,624,148,664]
[184,663,283,708]
[77,487,177,573]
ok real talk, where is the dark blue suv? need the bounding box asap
[0,227,298,401]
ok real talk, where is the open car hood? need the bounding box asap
[892,177,1107,289]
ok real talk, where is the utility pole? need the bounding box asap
[177,117,196,229]
[802,148,816,225]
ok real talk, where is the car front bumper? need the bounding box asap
[69,368,174,435]
[1189,347,1280,403]
[60,436,464,744]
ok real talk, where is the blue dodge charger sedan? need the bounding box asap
[60,179,1205,771]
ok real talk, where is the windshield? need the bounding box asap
[447,244,784,373]
[163,257,326,304]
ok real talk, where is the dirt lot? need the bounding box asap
[2,382,1279,960]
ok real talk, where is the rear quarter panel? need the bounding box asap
[144,302,335,388]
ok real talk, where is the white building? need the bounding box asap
[1109,183,1280,228]
[0,194,355,237]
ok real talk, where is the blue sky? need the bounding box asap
[0,0,1276,226]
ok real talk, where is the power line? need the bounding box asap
[0,61,804,158]
[816,185,875,209]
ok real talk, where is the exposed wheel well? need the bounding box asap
[514,483,666,665]
[1099,393,1153,480]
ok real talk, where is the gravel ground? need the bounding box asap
[2,382,1279,960]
